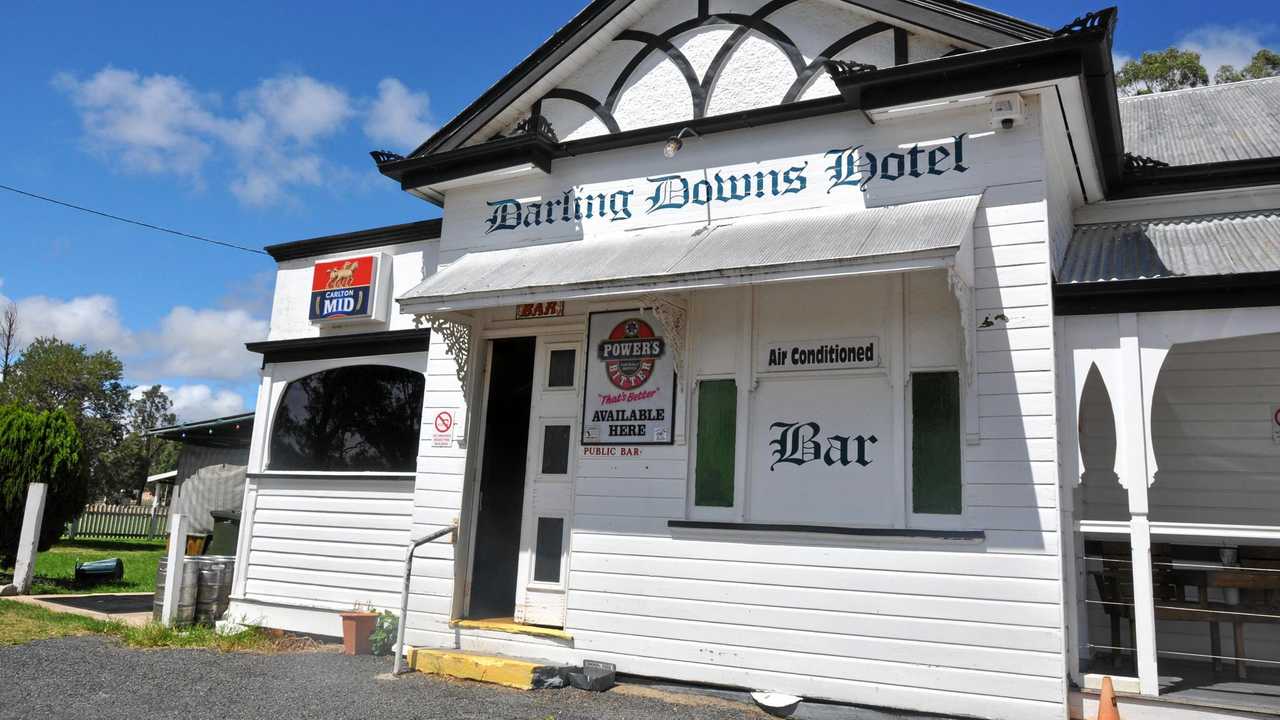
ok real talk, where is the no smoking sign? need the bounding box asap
[433,410,456,448]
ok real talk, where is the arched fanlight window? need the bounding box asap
[269,365,425,472]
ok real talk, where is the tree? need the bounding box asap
[1117,48,1209,95]
[0,302,17,381]
[1215,49,1280,84]
[2,338,131,499]
[101,385,179,501]
[1,404,84,567]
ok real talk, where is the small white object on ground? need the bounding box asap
[215,618,248,635]
[750,691,803,718]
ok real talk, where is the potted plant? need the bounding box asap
[339,602,379,655]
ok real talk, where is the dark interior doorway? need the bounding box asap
[468,337,535,619]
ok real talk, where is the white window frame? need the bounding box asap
[905,367,969,529]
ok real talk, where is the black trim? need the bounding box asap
[612,30,706,119]
[266,219,442,262]
[829,7,1123,194]
[783,22,893,104]
[413,0,1050,157]
[246,329,431,365]
[1114,157,1280,200]
[893,27,909,65]
[669,520,986,541]
[1054,272,1280,316]
[393,132,557,193]
[543,88,621,134]
[380,10,1125,197]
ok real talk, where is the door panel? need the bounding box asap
[514,336,581,626]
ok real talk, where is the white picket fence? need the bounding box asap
[67,504,169,540]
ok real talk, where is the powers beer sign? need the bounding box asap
[582,310,676,445]
[309,255,376,322]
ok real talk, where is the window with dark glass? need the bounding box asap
[911,371,962,514]
[547,349,576,388]
[541,425,571,475]
[533,517,565,583]
[269,365,425,472]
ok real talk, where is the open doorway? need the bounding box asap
[467,337,535,618]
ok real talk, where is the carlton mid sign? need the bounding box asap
[582,310,676,445]
[483,134,972,233]
[309,255,378,322]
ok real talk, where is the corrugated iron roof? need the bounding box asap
[1060,211,1280,284]
[1120,77,1280,166]
[400,195,981,311]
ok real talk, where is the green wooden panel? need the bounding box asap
[694,380,737,507]
[912,372,962,515]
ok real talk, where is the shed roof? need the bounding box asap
[1120,77,1280,167]
[149,412,255,449]
[1060,211,1280,284]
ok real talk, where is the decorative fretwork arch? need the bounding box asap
[536,0,922,136]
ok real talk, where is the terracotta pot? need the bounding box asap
[339,611,379,655]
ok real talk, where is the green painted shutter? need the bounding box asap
[912,371,962,515]
[694,379,736,507]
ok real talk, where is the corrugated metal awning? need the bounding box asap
[1060,211,1280,284]
[398,195,981,313]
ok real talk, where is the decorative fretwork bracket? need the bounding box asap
[1123,152,1170,174]
[639,293,688,388]
[369,150,405,165]
[416,314,471,390]
[514,113,558,142]
[1054,8,1117,37]
[948,266,981,446]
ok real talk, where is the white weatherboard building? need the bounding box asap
[225,3,1280,719]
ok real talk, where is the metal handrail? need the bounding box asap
[392,522,457,676]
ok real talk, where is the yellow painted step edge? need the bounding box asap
[407,647,542,690]
[448,618,573,641]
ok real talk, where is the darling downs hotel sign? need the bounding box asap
[483,134,972,232]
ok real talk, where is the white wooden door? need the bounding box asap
[513,335,581,627]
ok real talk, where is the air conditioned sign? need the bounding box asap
[581,310,676,445]
[761,337,880,372]
[309,255,378,322]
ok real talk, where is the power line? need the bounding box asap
[0,183,269,256]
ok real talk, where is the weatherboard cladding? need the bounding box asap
[1060,211,1280,284]
[401,195,979,304]
[1120,76,1280,167]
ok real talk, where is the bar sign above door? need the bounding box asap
[516,301,565,320]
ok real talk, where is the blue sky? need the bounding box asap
[2,1,1276,420]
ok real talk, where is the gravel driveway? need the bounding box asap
[0,636,767,720]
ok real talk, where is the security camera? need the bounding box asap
[990,93,1026,130]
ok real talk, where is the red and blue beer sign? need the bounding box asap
[309,255,377,321]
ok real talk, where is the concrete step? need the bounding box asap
[405,647,566,690]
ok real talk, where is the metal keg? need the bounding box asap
[193,556,234,624]
[152,556,199,625]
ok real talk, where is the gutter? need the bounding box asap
[376,8,1125,199]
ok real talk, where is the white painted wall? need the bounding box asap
[518,0,957,143]
[402,97,1067,720]
[267,240,438,341]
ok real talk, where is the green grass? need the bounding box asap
[0,538,166,594]
[0,599,318,652]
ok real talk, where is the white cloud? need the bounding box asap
[55,67,365,206]
[1180,25,1276,79]
[4,292,136,353]
[364,78,434,151]
[147,306,267,380]
[148,384,247,422]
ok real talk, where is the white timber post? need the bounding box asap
[1118,313,1159,695]
[161,513,189,626]
[1,483,49,596]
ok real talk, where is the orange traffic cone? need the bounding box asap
[1096,676,1120,720]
